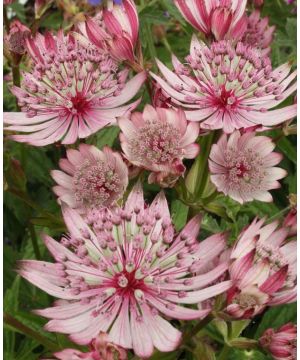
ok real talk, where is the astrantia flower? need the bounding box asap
[118,105,200,187]
[225,217,296,319]
[51,144,128,216]
[259,323,296,360]
[151,36,297,133]
[18,183,232,358]
[174,0,248,41]
[78,0,139,63]
[4,31,146,146]
[208,131,286,203]
[53,332,127,359]
[242,10,275,56]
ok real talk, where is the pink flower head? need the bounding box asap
[54,332,127,359]
[225,217,296,319]
[209,131,287,203]
[151,37,297,133]
[79,0,139,63]
[4,19,30,55]
[259,323,296,360]
[242,10,275,56]
[18,183,232,358]
[51,144,128,216]
[4,31,146,146]
[118,105,200,187]
[283,208,297,237]
[174,0,248,41]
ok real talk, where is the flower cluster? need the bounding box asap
[209,131,286,203]
[18,184,231,357]
[225,217,296,319]
[4,32,145,145]
[259,323,296,360]
[151,37,297,133]
[118,105,200,187]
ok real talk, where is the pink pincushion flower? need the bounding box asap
[225,217,296,319]
[208,131,287,203]
[242,10,275,56]
[118,105,200,187]
[51,144,128,216]
[78,0,139,63]
[151,37,297,133]
[53,332,127,359]
[18,183,232,358]
[174,0,248,41]
[259,323,296,360]
[4,31,146,146]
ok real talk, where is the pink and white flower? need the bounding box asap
[174,0,248,41]
[4,31,146,146]
[259,323,296,360]
[51,144,128,216]
[118,105,200,187]
[53,332,127,359]
[208,131,287,203]
[225,217,296,319]
[78,0,139,63]
[242,10,275,56]
[151,37,297,133]
[18,183,232,358]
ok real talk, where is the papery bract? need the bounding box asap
[259,323,296,360]
[52,144,128,216]
[174,0,248,41]
[242,10,275,56]
[78,0,139,63]
[4,31,146,146]
[118,105,200,187]
[18,183,232,358]
[151,37,297,133]
[225,217,296,319]
[209,131,286,203]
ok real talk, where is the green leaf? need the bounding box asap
[255,304,297,339]
[171,200,188,231]
[87,126,120,149]
[149,351,179,360]
[277,137,297,165]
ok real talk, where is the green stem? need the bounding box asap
[145,22,157,70]
[218,344,231,360]
[28,223,41,259]
[4,313,60,352]
[4,6,10,33]
[182,314,213,343]
[266,206,291,223]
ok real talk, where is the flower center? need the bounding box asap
[69,92,91,116]
[73,159,122,208]
[114,270,146,297]
[128,121,182,165]
[224,148,265,192]
[215,85,238,110]
[235,293,259,308]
